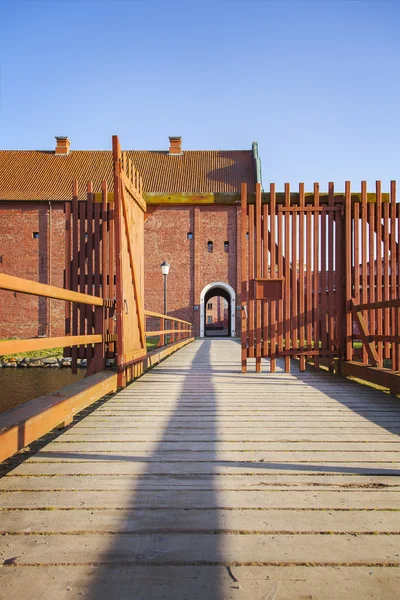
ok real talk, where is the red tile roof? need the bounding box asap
[0,149,256,201]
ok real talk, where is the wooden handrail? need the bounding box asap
[144,310,192,326]
[146,329,192,336]
[0,335,102,357]
[353,298,400,311]
[0,273,104,307]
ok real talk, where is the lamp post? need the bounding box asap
[160,260,170,315]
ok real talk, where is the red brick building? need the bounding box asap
[0,136,260,338]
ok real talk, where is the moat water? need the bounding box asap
[0,368,86,414]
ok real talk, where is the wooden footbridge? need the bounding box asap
[0,138,399,598]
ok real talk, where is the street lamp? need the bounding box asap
[160,260,170,315]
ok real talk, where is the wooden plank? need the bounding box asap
[355,298,400,311]
[1,506,399,533]
[113,135,125,375]
[262,203,269,360]
[390,180,397,370]
[327,182,335,371]
[0,371,118,462]
[284,183,291,372]
[241,183,248,373]
[108,181,115,355]
[255,182,262,372]
[94,196,101,297]
[120,185,146,350]
[248,204,255,358]
[345,182,353,361]
[376,181,383,363]
[78,200,87,359]
[313,183,320,369]
[146,330,192,336]
[368,195,375,361]
[71,183,79,374]
[0,273,103,306]
[64,201,71,350]
[351,299,381,367]
[291,185,298,366]
[270,183,277,371]
[320,184,328,363]
[144,310,192,325]
[361,181,368,364]
[342,360,400,395]
[0,334,102,356]
[86,182,94,367]
[1,531,399,565]
[305,190,312,363]
[299,183,306,370]
[383,194,390,359]
[277,190,284,360]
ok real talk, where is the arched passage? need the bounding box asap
[199,282,236,338]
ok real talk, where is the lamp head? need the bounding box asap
[160,260,170,276]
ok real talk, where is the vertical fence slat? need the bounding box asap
[361,181,368,364]
[383,195,390,359]
[248,204,255,359]
[255,183,262,372]
[335,191,344,365]
[262,202,269,362]
[376,181,383,363]
[241,183,248,373]
[298,183,305,371]
[313,183,320,370]
[108,191,115,356]
[327,182,335,371]
[353,198,360,359]
[94,200,101,297]
[291,189,298,367]
[397,201,400,371]
[306,191,312,359]
[345,181,353,361]
[64,201,72,357]
[368,196,375,362]
[270,183,277,372]
[320,188,328,362]
[78,200,86,360]
[71,183,79,374]
[284,183,291,372]
[390,180,397,370]
[86,182,94,367]
[101,181,108,356]
[277,193,284,361]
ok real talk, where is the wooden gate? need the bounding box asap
[64,135,146,385]
[241,182,344,373]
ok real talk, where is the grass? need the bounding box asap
[0,339,63,362]
[146,336,161,352]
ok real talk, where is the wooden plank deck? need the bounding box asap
[0,338,399,599]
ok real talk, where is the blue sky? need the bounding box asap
[0,0,399,189]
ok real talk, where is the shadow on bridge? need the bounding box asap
[83,339,223,598]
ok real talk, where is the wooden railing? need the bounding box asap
[342,298,400,394]
[0,273,112,374]
[144,310,193,348]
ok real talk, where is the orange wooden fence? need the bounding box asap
[241,180,400,391]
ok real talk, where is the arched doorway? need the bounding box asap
[199,282,236,338]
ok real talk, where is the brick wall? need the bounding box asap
[0,202,65,338]
[144,204,239,336]
[0,202,240,339]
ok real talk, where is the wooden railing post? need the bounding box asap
[160,317,165,347]
[87,305,105,376]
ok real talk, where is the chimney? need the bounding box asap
[55,136,71,155]
[169,136,182,155]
